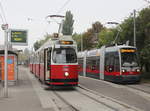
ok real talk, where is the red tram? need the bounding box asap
[30,34,78,86]
[78,44,141,83]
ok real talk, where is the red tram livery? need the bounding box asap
[30,34,78,86]
[78,44,141,83]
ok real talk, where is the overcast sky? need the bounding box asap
[0,0,149,50]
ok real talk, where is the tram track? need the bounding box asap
[121,83,150,102]
[48,87,117,111]
[78,85,142,111]
[77,86,118,111]
[48,85,141,111]
[126,84,150,94]
[141,83,150,87]
[52,90,80,111]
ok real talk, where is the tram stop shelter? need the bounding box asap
[0,50,18,84]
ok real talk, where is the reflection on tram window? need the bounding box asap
[53,48,77,63]
[105,51,120,72]
[121,49,139,67]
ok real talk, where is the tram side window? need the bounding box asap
[29,57,32,64]
[105,52,120,72]
[66,49,77,63]
[105,53,109,71]
[47,50,51,70]
[37,54,40,64]
[114,52,120,72]
[35,55,37,64]
[78,58,83,68]
[86,57,97,70]
[96,57,100,70]
[40,50,44,63]
[86,57,91,69]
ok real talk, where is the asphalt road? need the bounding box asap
[79,76,150,111]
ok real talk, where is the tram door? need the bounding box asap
[44,48,51,81]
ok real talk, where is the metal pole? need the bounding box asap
[113,31,120,44]
[81,35,83,51]
[58,20,64,34]
[4,29,8,97]
[133,9,136,47]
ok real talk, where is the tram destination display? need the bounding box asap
[10,29,28,45]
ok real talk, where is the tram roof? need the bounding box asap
[34,35,76,54]
[78,49,101,58]
[77,44,136,58]
[105,44,136,52]
[86,49,100,57]
[106,44,136,50]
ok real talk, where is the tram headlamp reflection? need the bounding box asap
[64,72,69,77]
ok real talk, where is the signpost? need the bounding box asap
[1,27,28,97]
[10,29,28,45]
[1,24,8,97]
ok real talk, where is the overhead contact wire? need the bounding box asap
[0,2,7,24]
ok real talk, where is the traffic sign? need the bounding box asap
[10,29,28,45]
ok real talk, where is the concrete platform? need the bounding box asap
[0,66,54,111]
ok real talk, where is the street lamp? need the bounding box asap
[133,9,136,47]
[107,22,119,25]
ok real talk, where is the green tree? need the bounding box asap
[136,8,150,50]
[140,43,150,72]
[33,34,52,51]
[92,21,103,33]
[136,8,150,72]
[119,17,134,45]
[91,21,104,47]
[97,28,115,48]
[33,41,41,51]
[82,30,95,50]
[73,21,104,51]
[62,11,74,35]
[118,7,150,72]
[72,33,82,51]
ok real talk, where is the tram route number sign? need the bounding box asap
[10,29,28,46]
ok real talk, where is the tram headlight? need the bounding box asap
[136,69,140,72]
[122,69,126,73]
[64,72,69,77]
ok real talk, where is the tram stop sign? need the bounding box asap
[10,29,28,45]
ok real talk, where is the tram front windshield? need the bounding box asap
[121,48,139,67]
[53,48,77,63]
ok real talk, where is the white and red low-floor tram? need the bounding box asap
[30,34,78,86]
[78,44,141,83]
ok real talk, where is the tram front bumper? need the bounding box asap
[121,75,141,82]
[45,79,78,86]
